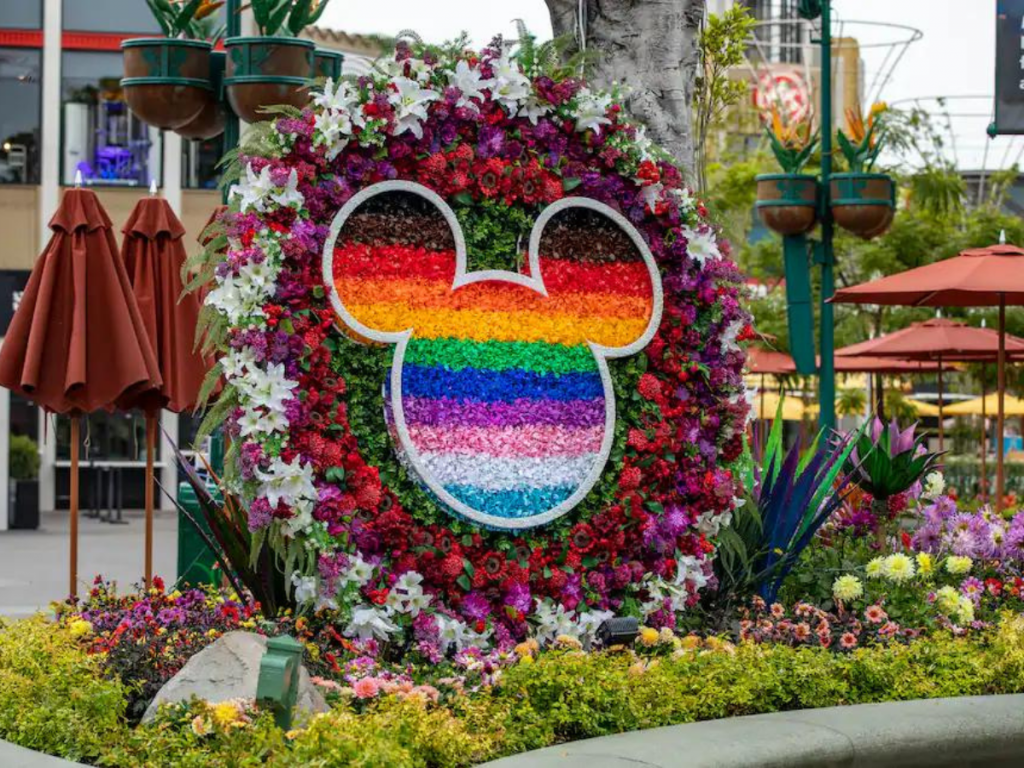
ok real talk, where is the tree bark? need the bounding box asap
[545,0,705,178]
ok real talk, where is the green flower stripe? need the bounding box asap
[404,338,595,374]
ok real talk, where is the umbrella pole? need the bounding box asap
[937,356,944,453]
[981,369,988,503]
[145,413,156,589]
[998,297,1007,513]
[69,417,79,599]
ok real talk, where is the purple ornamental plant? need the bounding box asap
[849,417,943,503]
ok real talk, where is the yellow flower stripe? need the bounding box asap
[337,277,653,320]
[343,303,650,346]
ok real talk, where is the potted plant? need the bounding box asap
[121,0,226,130]
[223,0,330,123]
[8,435,40,530]
[831,102,895,239]
[755,109,820,236]
[314,48,345,81]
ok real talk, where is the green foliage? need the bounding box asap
[693,5,758,191]
[719,406,861,605]
[8,435,39,481]
[764,120,819,174]
[249,0,331,37]
[836,388,867,418]
[0,618,127,762]
[9,616,1024,766]
[144,0,225,40]
[849,420,942,501]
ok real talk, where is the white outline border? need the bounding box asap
[322,180,665,530]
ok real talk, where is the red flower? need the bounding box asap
[473,158,506,198]
[480,551,507,581]
[637,373,662,401]
[618,466,642,491]
[569,523,596,552]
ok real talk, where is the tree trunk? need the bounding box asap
[545,0,705,178]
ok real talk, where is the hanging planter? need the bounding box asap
[175,51,227,141]
[830,172,895,239]
[755,174,819,236]
[121,38,213,129]
[224,36,315,123]
[833,103,895,239]
[314,49,345,80]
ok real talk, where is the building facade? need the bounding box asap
[0,0,379,529]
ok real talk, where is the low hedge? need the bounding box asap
[6,616,1024,766]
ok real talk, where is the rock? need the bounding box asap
[142,631,328,724]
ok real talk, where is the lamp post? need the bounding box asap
[797,0,836,432]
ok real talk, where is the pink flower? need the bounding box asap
[352,677,381,699]
[864,605,887,624]
[839,632,858,649]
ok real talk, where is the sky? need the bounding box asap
[320,0,1006,172]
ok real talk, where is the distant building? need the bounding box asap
[0,1,383,529]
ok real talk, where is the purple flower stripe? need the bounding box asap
[401,396,605,428]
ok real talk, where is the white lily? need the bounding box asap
[681,225,721,268]
[256,454,317,510]
[388,76,440,139]
[449,59,493,110]
[345,605,399,641]
[236,362,297,413]
[574,88,613,133]
[229,163,274,213]
[517,94,550,125]
[270,168,304,209]
[491,54,531,112]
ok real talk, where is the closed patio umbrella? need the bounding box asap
[0,183,161,597]
[121,193,211,588]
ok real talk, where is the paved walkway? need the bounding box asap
[0,509,178,618]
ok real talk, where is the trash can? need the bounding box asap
[175,481,220,588]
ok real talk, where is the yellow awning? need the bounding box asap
[944,394,1024,417]
[751,391,810,421]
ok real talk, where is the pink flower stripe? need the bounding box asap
[406,423,604,458]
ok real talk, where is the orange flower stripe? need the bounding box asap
[341,304,650,346]
[336,277,653,320]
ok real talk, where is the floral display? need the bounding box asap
[326,184,662,528]
[202,36,750,652]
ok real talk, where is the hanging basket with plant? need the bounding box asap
[224,0,328,123]
[831,102,895,239]
[121,0,226,131]
[755,109,820,236]
[314,48,345,80]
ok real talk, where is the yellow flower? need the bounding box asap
[206,629,220,638]
[955,596,975,625]
[658,627,675,644]
[211,701,242,727]
[514,641,535,658]
[945,556,973,575]
[552,634,582,651]
[832,575,864,601]
[882,554,916,583]
[865,557,885,578]
[916,552,934,576]
[935,585,960,614]
[191,715,212,737]
[518,654,534,666]
[679,635,700,650]
[68,618,92,638]
[638,627,660,647]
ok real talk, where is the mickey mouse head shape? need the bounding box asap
[323,180,663,530]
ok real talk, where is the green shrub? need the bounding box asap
[5,617,1024,767]
[0,617,126,762]
[8,435,39,481]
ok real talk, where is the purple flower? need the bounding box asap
[460,591,491,622]
[503,582,532,614]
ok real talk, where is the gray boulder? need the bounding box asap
[142,631,329,724]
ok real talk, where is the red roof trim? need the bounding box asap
[0,29,223,52]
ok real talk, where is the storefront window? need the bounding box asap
[55,412,148,510]
[62,0,161,33]
[0,49,41,185]
[61,51,161,187]
[0,3,42,29]
[183,135,226,190]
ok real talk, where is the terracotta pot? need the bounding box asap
[121,38,213,129]
[830,173,895,239]
[224,36,314,123]
[314,49,345,80]
[755,174,819,236]
[175,52,226,141]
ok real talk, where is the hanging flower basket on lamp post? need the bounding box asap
[120,1,226,130]
[755,110,821,235]
[175,51,228,140]
[314,49,345,80]
[831,103,895,239]
[223,0,332,123]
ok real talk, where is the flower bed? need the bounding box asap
[6,607,1024,767]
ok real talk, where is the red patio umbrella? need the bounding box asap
[0,186,161,597]
[832,242,1024,509]
[122,194,211,587]
[834,317,1024,453]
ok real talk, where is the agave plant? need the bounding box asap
[246,0,331,37]
[145,0,226,40]
[764,107,819,174]
[848,417,943,501]
[837,101,887,172]
[714,405,861,607]
[159,439,294,618]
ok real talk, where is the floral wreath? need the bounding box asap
[205,35,751,657]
